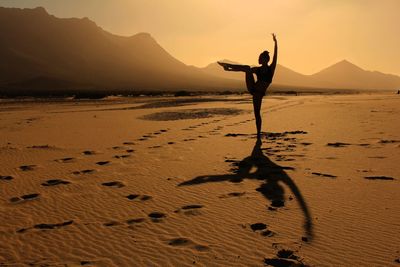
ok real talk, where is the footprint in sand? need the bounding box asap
[266,199,285,211]
[250,223,267,231]
[311,172,337,178]
[96,161,110,166]
[379,139,400,144]
[17,220,74,233]
[27,145,54,149]
[103,221,123,227]
[10,193,40,203]
[219,192,246,198]
[34,220,73,230]
[126,218,146,225]
[80,261,93,266]
[126,149,135,153]
[102,181,125,188]
[41,179,71,186]
[148,212,166,222]
[72,169,95,175]
[0,175,13,181]
[327,142,351,148]
[175,204,204,216]
[123,141,135,145]
[55,157,75,163]
[364,176,395,181]
[167,237,210,252]
[82,150,96,155]
[19,165,37,171]
[114,154,130,159]
[264,249,307,267]
[126,194,152,201]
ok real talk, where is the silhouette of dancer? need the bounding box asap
[179,139,313,239]
[218,34,278,139]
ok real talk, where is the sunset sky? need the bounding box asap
[1,0,400,75]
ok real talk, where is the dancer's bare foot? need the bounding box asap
[217,61,230,71]
[218,62,250,72]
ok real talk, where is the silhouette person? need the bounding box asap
[179,139,313,239]
[218,34,278,139]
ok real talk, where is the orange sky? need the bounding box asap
[1,0,400,75]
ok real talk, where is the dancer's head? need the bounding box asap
[258,51,270,65]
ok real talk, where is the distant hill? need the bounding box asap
[0,6,242,93]
[203,59,400,90]
[310,60,400,90]
[1,6,399,95]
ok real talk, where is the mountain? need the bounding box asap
[203,59,400,90]
[310,60,400,90]
[1,6,399,94]
[0,6,242,93]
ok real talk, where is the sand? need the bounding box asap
[0,93,399,266]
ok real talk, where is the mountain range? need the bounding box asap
[202,60,400,90]
[1,6,399,94]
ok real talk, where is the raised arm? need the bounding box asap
[270,33,278,75]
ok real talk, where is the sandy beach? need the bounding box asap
[0,93,399,266]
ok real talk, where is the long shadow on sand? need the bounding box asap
[179,139,313,239]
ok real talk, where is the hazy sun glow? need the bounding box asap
[1,0,399,75]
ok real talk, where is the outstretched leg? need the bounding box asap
[252,96,263,139]
[218,62,250,72]
[218,62,255,94]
